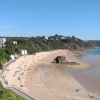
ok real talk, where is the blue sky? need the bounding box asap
[0,0,100,40]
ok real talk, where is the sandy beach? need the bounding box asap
[2,49,100,100]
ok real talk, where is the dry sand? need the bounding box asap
[2,49,100,100]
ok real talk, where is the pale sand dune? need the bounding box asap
[2,49,100,100]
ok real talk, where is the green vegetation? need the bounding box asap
[88,40,100,47]
[0,82,25,100]
[0,48,10,69]
[0,35,94,69]
[5,35,94,55]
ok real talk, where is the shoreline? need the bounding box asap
[70,54,100,97]
[1,49,99,100]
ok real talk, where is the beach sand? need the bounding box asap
[2,49,100,100]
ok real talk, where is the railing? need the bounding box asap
[7,86,39,100]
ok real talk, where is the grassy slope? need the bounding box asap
[0,83,25,100]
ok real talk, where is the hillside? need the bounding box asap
[5,35,94,55]
[0,35,94,67]
[88,40,100,47]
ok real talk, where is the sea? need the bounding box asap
[68,47,100,96]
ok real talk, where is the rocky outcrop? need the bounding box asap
[53,56,66,64]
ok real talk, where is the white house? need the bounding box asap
[13,41,17,45]
[10,53,17,60]
[20,49,28,55]
[45,37,48,40]
[10,54,15,60]
[0,38,6,47]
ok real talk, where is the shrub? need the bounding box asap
[0,63,3,70]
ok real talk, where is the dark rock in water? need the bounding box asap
[52,56,80,65]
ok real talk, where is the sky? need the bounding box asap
[0,0,100,40]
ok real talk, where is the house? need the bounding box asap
[0,38,6,47]
[10,53,17,60]
[42,36,48,41]
[10,54,15,60]
[59,36,66,40]
[45,37,48,40]
[13,41,17,45]
[20,49,28,55]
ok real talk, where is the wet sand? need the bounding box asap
[26,63,99,100]
[25,50,99,100]
[67,55,100,96]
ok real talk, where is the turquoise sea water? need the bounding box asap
[83,47,100,55]
[67,48,100,95]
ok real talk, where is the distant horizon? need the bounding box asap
[0,33,100,41]
[0,0,100,40]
